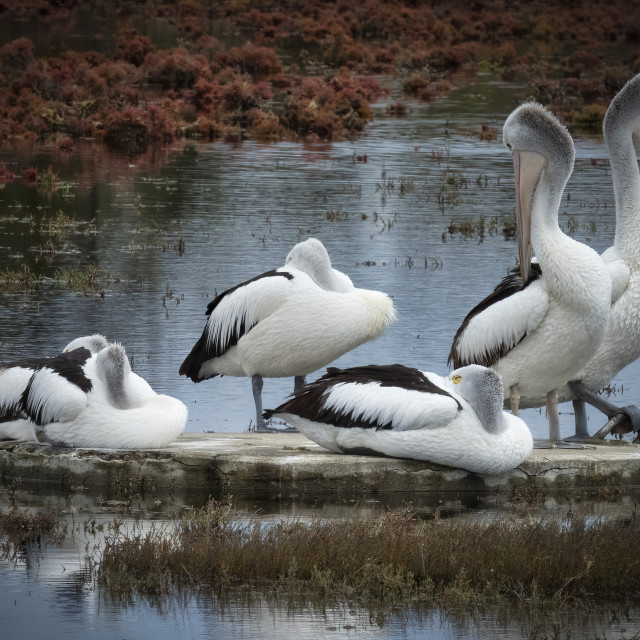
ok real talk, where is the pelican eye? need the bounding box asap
[506,142,512,150]
[452,375,462,384]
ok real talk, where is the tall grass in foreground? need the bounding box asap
[96,500,640,606]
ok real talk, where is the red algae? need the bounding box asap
[0,0,637,149]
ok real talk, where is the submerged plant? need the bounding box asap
[437,168,468,212]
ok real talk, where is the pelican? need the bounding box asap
[549,73,640,439]
[449,103,612,447]
[264,364,532,474]
[179,237,396,432]
[0,334,109,442]
[0,337,186,448]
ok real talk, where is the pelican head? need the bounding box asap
[286,237,335,290]
[503,103,574,283]
[450,364,505,433]
[63,334,109,354]
[95,343,133,409]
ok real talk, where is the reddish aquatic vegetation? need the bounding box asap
[403,73,433,101]
[21,166,38,186]
[57,136,74,151]
[0,1,638,148]
[102,105,176,149]
[0,161,16,183]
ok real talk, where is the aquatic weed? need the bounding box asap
[96,499,640,605]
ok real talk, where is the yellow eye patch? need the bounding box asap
[452,375,462,384]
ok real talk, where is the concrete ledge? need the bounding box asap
[2,433,640,499]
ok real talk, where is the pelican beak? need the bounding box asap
[513,149,545,284]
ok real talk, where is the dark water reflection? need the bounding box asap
[0,75,632,441]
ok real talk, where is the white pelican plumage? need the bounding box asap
[265,364,532,474]
[545,73,640,439]
[0,336,187,448]
[0,334,109,442]
[179,237,396,432]
[449,103,612,447]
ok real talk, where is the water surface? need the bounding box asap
[0,74,630,440]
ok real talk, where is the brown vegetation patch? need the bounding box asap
[0,1,638,148]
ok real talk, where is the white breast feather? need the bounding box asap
[24,367,88,424]
[601,245,630,303]
[205,270,296,351]
[330,269,354,292]
[457,279,549,364]
[322,382,460,431]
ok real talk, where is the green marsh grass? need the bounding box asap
[0,265,39,292]
[97,499,640,607]
[54,264,109,294]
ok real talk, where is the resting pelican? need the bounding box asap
[179,238,396,432]
[0,334,109,442]
[0,338,186,448]
[449,103,611,447]
[265,364,532,474]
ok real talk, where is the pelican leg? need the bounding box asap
[253,375,297,433]
[510,384,520,417]
[252,374,267,432]
[547,389,560,441]
[294,376,307,392]
[563,398,590,441]
[534,388,595,449]
[568,380,640,438]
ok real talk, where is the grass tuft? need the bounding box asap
[96,499,640,606]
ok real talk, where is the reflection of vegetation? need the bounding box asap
[0,507,67,560]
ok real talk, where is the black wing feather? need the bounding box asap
[448,262,542,369]
[179,269,294,382]
[0,348,93,424]
[264,363,460,430]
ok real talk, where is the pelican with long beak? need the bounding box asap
[449,103,611,447]
[503,74,640,439]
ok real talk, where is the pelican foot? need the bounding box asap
[593,406,640,439]
[258,426,298,433]
[255,422,298,434]
[563,433,599,444]
[533,439,596,450]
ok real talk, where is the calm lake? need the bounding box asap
[0,73,629,441]
[2,74,640,638]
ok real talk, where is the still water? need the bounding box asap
[3,487,640,640]
[1,76,639,638]
[0,74,630,440]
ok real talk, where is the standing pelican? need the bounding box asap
[265,364,533,474]
[556,74,640,438]
[179,238,396,432]
[449,103,612,447]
